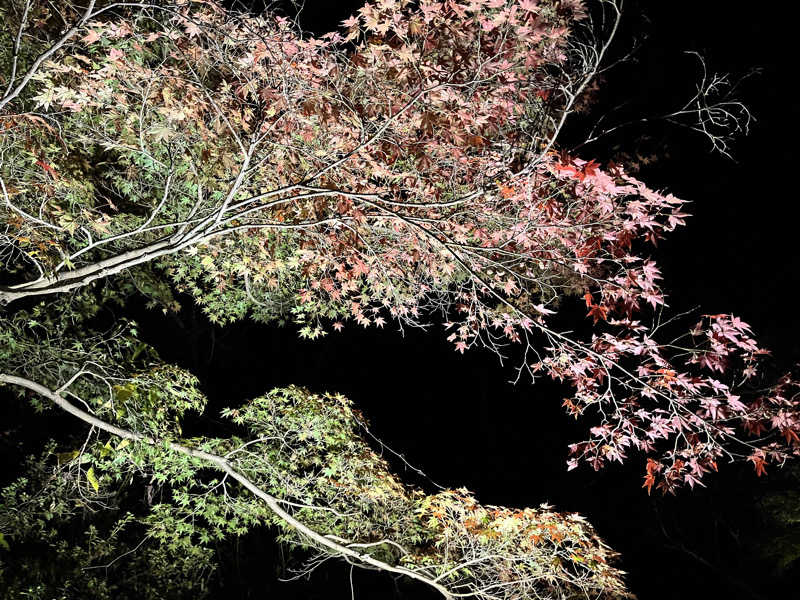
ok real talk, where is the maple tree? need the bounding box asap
[0,0,798,597]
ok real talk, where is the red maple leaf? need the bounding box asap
[35,160,58,179]
[749,454,768,477]
[582,159,600,178]
[587,304,609,323]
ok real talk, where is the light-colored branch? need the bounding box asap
[0,0,98,112]
[0,236,178,305]
[0,373,455,600]
[0,3,184,112]
[2,0,33,98]
[518,0,623,177]
[1,175,64,232]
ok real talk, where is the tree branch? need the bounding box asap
[0,373,455,599]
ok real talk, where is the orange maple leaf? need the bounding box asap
[499,184,515,198]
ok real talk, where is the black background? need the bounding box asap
[6,1,800,599]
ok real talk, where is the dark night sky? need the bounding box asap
[4,1,800,599]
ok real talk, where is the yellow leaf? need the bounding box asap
[86,467,99,492]
[57,450,79,465]
[200,255,215,270]
[100,440,112,458]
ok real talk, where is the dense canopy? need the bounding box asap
[0,0,797,598]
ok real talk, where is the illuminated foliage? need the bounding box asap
[0,0,797,597]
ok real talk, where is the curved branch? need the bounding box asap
[0,373,455,600]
